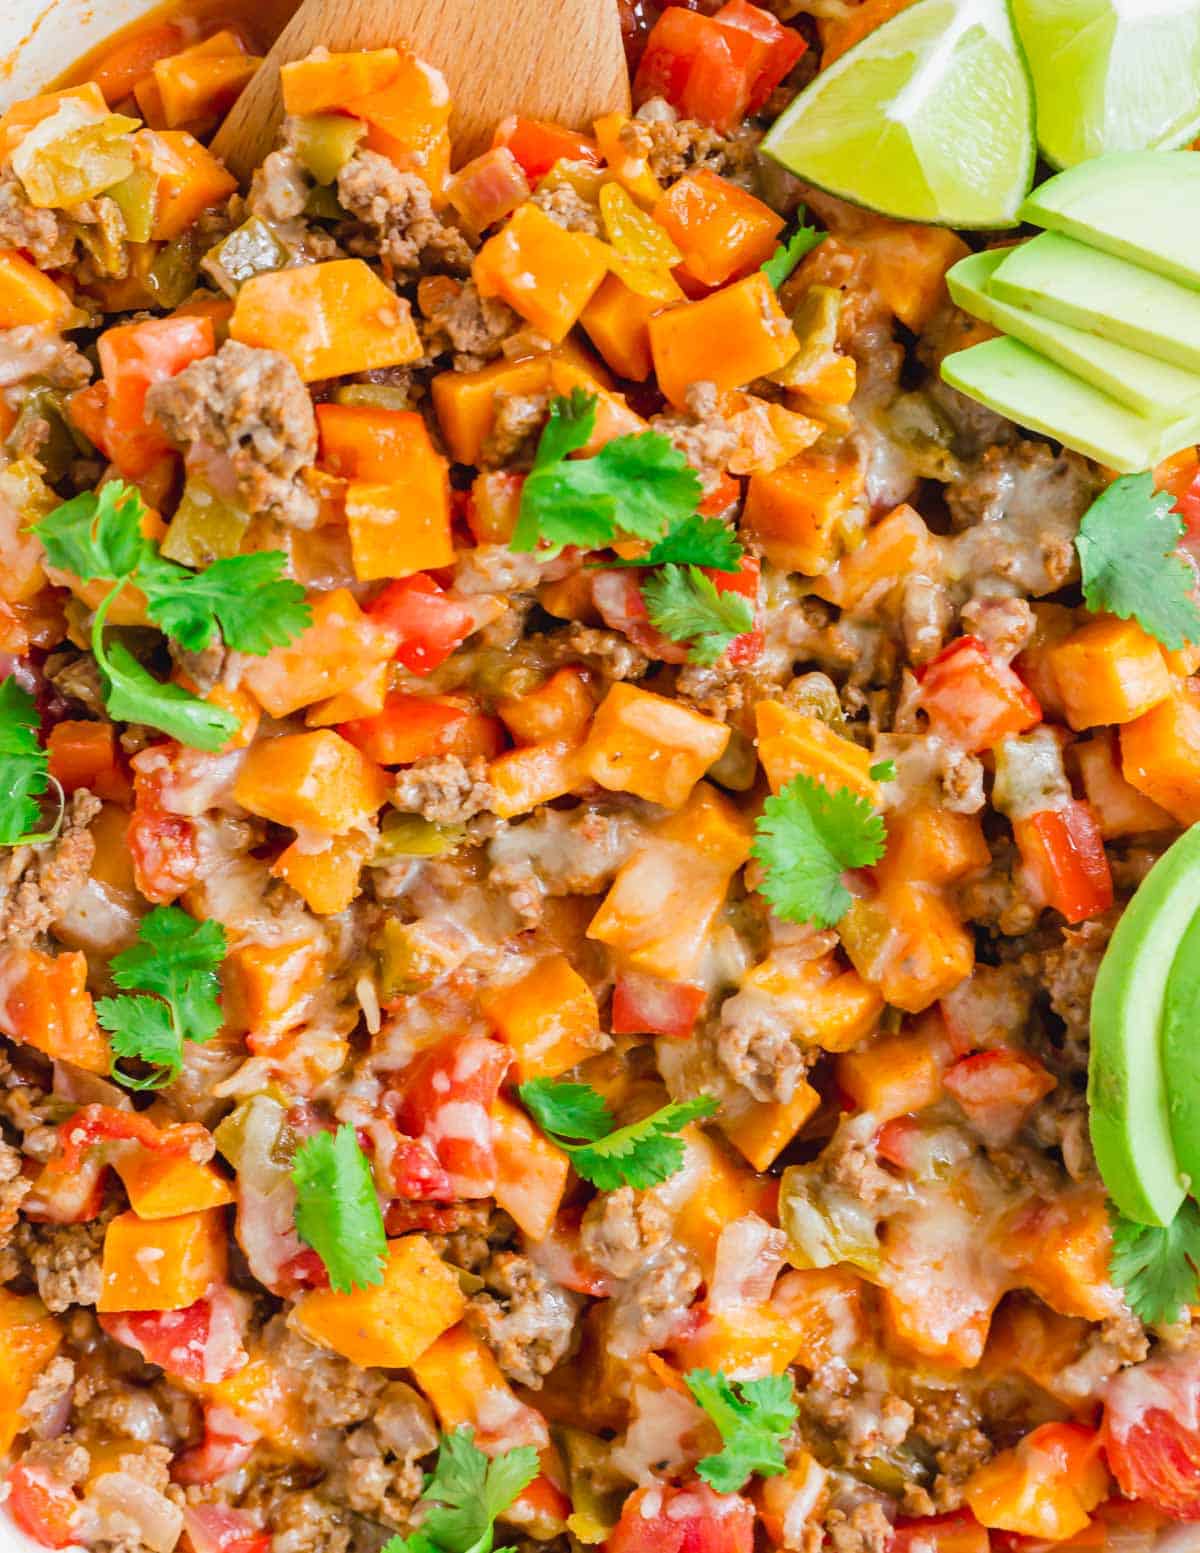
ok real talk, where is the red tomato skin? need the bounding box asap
[1011,800,1113,925]
[394,1035,510,1197]
[7,1460,79,1549]
[1103,1356,1200,1519]
[182,1503,271,1553]
[607,1483,756,1553]
[612,973,705,1037]
[367,575,475,675]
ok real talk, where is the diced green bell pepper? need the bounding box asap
[292,114,365,185]
[161,481,250,567]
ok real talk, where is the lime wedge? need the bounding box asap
[1011,0,1200,170]
[760,0,1035,228]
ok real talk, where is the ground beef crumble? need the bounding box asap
[467,1251,580,1388]
[338,150,474,278]
[17,1217,107,1312]
[0,789,101,947]
[391,756,495,824]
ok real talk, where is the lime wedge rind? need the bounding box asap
[761,0,1036,229]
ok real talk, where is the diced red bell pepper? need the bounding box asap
[918,635,1042,753]
[875,1115,925,1172]
[97,314,215,479]
[612,972,706,1037]
[367,574,476,675]
[6,1459,79,1549]
[1011,800,1113,924]
[128,752,200,904]
[943,1049,1057,1136]
[493,115,600,180]
[705,553,762,666]
[382,1132,455,1201]
[633,2,805,133]
[393,1035,511,1198]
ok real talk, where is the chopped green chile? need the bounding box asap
[161,482,250,567]
[204,217,292,294]
[779,1160,882,1276]
[376,917,455,1000]
[214,1092,293,1172]
[107,164,158,245]
[304,184,346,221]
[332,383,413,411]
[147,234,202,308]
[5,389,77,484]
[770,284,842,389]
[707,727,758,792]
[292,113,365,185]
[374,812,466,861]
[12,105,139,208]
[558,1429,625,1543]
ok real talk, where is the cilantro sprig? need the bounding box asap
[752,773,887,929]
[382,1428,539,1553]
[642,563,755,665]
[518,1078,717,1191]
[33,481,310,751]
[605,513,743,573]
[761,213,824,290]
[1110,1199,1200,1324]
[686,1370,798,1492]
[96,905,226,1089]
[511,390,703,555]
[1075,472,1200,651]
[292,1124,388,1294]
[0,678,61,847]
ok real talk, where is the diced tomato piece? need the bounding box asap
[918,635,1042,753]
[1011,800,1113,925]
[46,1103,209,1177]
[340,694,469,765]
[98,314,214,479]
[7,1459,79,1549]
[612,972,706,1037]
[943,1049,1056,1139]
[128,752,199,904]
[367,574,476,674]
[712,1,806,112]
[891,1511,989,1553]
[1103,1355,1200,1520]
[99,1286,248,1385]
[381,1132,455,1201]
[394,1035,511,1198]
[608,1483,756,1553]
[875,1115,924,1171]
[633,3,804,132]
[705,554,762,666]
[591,568,690,663]
[181,1501,270,1552]
[493,115,600,179]
[698,472,741,517]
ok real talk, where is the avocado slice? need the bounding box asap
[1021,152,1200,292]
[989,232,1200,373]
[1163,902,1200,1197]
[1090,826,1200,1228]
[940,336,1200,475]
[947,249,1200,420]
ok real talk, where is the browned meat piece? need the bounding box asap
[542,623,650,681]
[147,339,318,527]
[20,1355,75,1439]
[339,150,473,278]
[0,177,75,268]
[607,1241,701,1358]
[623,108,760,187]
[907,1388,994,1510]
[248,146,309,224]
[422,279,519,372]
[653,381,741,488]
[467,1251,580,1388]
[581,1187,671,1280]
[0,326,92,392]
[530,184,600,234]
[823,1503,895,1553]
[1035,913,1116,1070]
[264,1320,387,1428]
[0,1140,30,1251]
[480,390,549,467]
[17,1219,107,1312]
[0,788,101,947]
[253,1487,352,1553]
[323,1421,425,1528]
[392,756,495,824]
[716,1005,810,1104]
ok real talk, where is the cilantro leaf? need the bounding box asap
[762,215,824,290]
[0,678,55,846]
[752,773,886,929]
[1075,472,1200,650]
[516,1078,612,1142]
[686,1370,798,1492]
[380,1538,441,1553]
[512,390,703,554]
[98,906,226,1089]
[642,563,754,665]
[95,626,240,751]
[292,1125,388,1294]
[34,482,155,582]
[519,1079,718,1191]
[608,513,743,573]
[140,551,310,656]
[1110,1199,1200,1324]
[419,1428,540,1553]
[869,759,896,782]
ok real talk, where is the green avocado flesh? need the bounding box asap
[1020,152,1200,290]
[989,231,1200,373]
[940,337,1200,475]
[1162,904,1200,1197]
[946,250,1200,419]
[1089,825,1200,1227]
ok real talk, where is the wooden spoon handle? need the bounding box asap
[213,0,630,183]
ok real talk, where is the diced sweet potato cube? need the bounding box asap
[487,739,584,819]
[0,250,82,330]
[280,48,402,113]
[722,1080,821,1172]
[98,1208,227,1312]
[113,1152,234,1220]
[755,701,879,803]
[841,884,974,1014]
[234,730,388,834]
[836,1030,944,1120]
[579,682,729,809]
[270,833,372,915]
[1048,616,1172,730]
[222,937,325,1034]
[241,588,395,717]
[877,806,990,889]
[0,1291,62,1455]
[473,203,609,342]
[482,954,600,1079]
[0,946,109,1074]
[491,1096,570,1241]
[1121,683,1200,824]
[649,273,798,408]
[289,1235,465,1368]
[742,447,865,575]
[498,667,595,745]
[345,474,454,580]
[811,503,933,610]
[580,273,666,382]
[431,354,551,465]
[653,168,783,287]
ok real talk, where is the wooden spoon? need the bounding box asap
[213,0,630,183]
